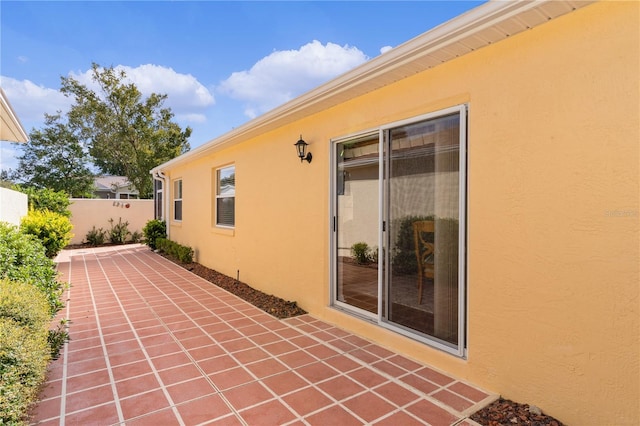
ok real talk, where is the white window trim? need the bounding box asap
[215,165,235,228]
[173,179,183,222]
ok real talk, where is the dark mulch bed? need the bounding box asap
[470,398,565,426]
[160,253,307,319]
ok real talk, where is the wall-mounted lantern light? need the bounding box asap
[294,135,312,163]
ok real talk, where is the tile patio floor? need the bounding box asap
[31,244,496,425]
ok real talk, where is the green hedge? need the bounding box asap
[20,210,73,258]
[0,279,51,425]
[156,238,194,263]
[0,223,64,316]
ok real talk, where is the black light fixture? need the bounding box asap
[294,135,312,163]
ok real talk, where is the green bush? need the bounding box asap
[156,238,194,263]
[20,187,71,217]
[142,219,166,250]
[85,226,107,246]
[108,217,131,244]
[0,280,51,425]
[0,223,64,316]
[21,210,73,258]
[350,242,372,264]
[131,230,143,244]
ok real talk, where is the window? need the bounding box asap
[173,179,182,221]
[216,165,235,227]
[154,179,163,220]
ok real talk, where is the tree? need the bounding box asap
[61,63,191,198]
[12,113,95,198]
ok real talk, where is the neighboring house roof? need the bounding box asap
[94,176,137,193]
[0,87,28,143]
[153,0,594,174]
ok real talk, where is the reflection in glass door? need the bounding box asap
[334,134,379,315]
[331,105,466,355]
[383,110,465,350]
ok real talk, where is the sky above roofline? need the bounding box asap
[0,1,485,171]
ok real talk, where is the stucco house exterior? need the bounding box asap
[151,2,639,425]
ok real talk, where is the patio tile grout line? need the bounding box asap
[134,251,362,424]
[75,253,125,424]
[284,317,470,419]
[138,247,486,423]
[47,246,494,426]
[99,249,206,425]
[134,250,373,424]
[136,249,460,425]
[114,247,253,425]
[296,317,495,404]
[52,256,72,426]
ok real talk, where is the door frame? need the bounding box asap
[329,104,468,357]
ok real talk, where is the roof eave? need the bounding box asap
[152,0,594,174]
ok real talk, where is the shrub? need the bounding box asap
[85,226,107,246]
[131,230,143,244]
[156,238,194,263]
[0,223,64,316]
[0,280,51,424]
[20,187,71,217]
[142,219,166,250]
[108,217,131,244]
[21,209,73,258]
[351,242,372,264]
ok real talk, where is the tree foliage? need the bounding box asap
[20,187,72,217]
[61,63,191,198]
[11,114,95,198]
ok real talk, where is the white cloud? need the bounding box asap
[218,40,368,119]
[1,64,215,138]
[380,46,393,55]
[18,56,29,63]
[69,64,215,122]
[0,76,71,122]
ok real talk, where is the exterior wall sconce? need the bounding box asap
[294,135,312,163]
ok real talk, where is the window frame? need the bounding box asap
[215,165,235,228]
[173,179,183,222]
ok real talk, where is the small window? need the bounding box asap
[173,179,183,221]
[216,166,235,227]
[154,179,163,220]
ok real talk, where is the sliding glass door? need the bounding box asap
[333,133,380,316]
[331,105,466,355]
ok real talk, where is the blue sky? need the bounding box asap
[1,1,484,171]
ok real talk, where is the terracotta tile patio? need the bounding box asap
[31,244,496,425]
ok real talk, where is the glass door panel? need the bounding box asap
[384,112,462,347]
[335,134,380,315]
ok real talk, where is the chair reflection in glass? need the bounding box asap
[412,220,435,304]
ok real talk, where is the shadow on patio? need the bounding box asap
[31,244,496,425]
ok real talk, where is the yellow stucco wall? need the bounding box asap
[163,2,639,424]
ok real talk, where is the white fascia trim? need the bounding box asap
[0,87,29,143]
[152,0,588,174]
